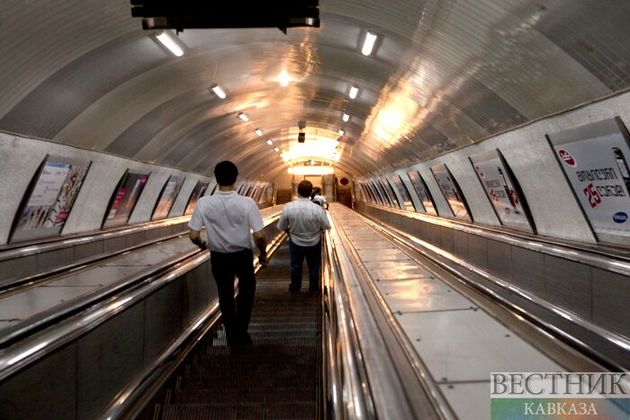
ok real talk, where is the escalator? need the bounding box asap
[157,239,321,419]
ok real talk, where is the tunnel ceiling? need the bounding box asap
[1,0,629,180]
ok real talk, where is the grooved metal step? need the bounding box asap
[160,242,321,420]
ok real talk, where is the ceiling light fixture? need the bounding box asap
[338,129,345,137]
[361,31,378,56]
[210,83,226,99]
[238,112,249,122]
[267,139,273,145]
[349,86,359,99]
[342,113,350,122]
[278,69,290,87]
[274,147,280,152]
[255,128,263,136]
[156,31,184,57]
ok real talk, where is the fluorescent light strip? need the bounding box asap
[267,139,273,145]
[342,113,350,122]
[156,32,184,57]
[210,84,226,99]
[361,31,378,56]
[238,112,249,122]
[274,147,280,152]
[255,128,263,136]
[349,86,359,99]
[338,129,345,137]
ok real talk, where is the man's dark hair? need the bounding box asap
[214,161,238,186]
[297,180,313,198]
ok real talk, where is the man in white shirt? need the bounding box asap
[277,180,331,293]
[189,161,268,346]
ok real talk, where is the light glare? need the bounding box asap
[156,32,184,57]
[288,166,335,176]
[238,112,249,122]
[267,139,273,145]
[342,113,350,122]
[338,129,345,137]
[349,86,359,99]
[278,69,290,87]
[255,128,263,136]
[361,32,378,56]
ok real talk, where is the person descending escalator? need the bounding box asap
[188,161,268,346]
[278,181,331,294]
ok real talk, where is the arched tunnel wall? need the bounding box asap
[0,131,216,245]
[361,89,630,245]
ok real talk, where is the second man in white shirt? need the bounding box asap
[277,180,331,293]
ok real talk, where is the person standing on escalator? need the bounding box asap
[278,180,331,293]
[188,161,268,346]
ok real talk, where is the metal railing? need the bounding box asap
[359,202,630,277]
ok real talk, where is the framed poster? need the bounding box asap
[152,175,185,220]
[367,180,384,205]
[406,170,437,215]
[547,117,630,244]
[184,180,209,216]
[380,178,402,209]
[372,180,391,206]
[103,170,150,228]
[390,175,416,211]
[10,155,91,242]
[430,163,472,221]
[470,149,535,232]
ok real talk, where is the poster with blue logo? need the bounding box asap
[547,117,630,245]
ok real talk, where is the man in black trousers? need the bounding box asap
[189,161,268,346]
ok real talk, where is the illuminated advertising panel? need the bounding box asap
[184,180,209,216]
[11,156,91,242]
[152,175,185,220]
[103,170,150,228]
[547,117,630,244]
[430,163,471,221]
[390,175,416,211]
[470,149,534,232]
[406,170,437,215]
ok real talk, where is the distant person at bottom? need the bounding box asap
[188,161,268,346]
[277,180,331,293]
[310,187,329,210]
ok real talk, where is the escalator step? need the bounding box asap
[160,241,320,419]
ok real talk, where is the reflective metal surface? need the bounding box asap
[0,209,283,382]
[1,1,628,179]
[362,202,630,277]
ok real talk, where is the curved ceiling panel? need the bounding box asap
[0,0,628,180]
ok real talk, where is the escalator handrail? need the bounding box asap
[0,212,282,383]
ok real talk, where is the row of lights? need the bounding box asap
[155,29,380,163]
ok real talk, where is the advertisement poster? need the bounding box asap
[470,150,533,232]
[184,181,209,216]
[390,175,416,211]
[368,180,386,205]
[406,170,437,215]
[152,175,185,220]
[11,156,91,242]
[547,117,630,243]
[103,171,150,228]
[430,163,471,221]
[373,179,392,206]
[380,178,401,208]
